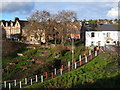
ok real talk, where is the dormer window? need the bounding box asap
[91,32,95,37]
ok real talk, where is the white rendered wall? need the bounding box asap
[85,31,119,46]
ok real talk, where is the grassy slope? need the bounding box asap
[24,53,120,88]
[3,45,86,81]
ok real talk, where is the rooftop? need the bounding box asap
[84,24,119,31]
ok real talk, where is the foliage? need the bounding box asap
[2,41,85,81]
[24,53,120,88]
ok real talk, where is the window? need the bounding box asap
[16,30,19,33]
[107,32,110,37]
[98,41,101,46]
[91,41,94,46]
[17,23,18,26]
[113,41,116,44]
[91,32,95,37]
[106,41,110,43]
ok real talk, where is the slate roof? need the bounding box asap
[83,23,119,31]
[19,20,28,27]
[0,18,28,27]
[99,24,119,31]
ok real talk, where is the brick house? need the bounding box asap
[68,24,81,39]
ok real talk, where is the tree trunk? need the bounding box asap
[61,35,64,46]
[39,35,41,46]
[55,31,57,45]
[45,35,48,47]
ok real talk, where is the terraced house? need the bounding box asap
[0,17,28,41]
[85,24,120,46]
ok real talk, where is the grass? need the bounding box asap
[2,48,37,80]
[23,53,120,88]
[2,41,87,81]
[2,47,59,80]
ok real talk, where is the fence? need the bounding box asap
[1,46,104,89]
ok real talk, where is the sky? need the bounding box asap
[0,0,120,21]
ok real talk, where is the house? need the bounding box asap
[85,24,120,46]
[22,24,46,44]
[0,26,6,39]
[97,19,118,25]
[80,22,98,44]
[68,23,82,40]
[0,17,28,41]
[70,33,80,39]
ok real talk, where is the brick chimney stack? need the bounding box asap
[14,17,19,22]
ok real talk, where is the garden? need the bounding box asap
[2,40,89,81]
[23,52,120,88]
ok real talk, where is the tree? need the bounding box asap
[89,19,97,24]
[24,10,51,45]
[54,10,77,46]
[24,10,79,46]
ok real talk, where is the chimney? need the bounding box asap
[14,17,19,22]
[10,20,13,27]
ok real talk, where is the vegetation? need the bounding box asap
[2,39,26,58]
[24,10,81,46]
[2,41,87,81]
[88,19,97,24]
[23,52,120,88]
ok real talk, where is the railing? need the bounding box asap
[1,46,104,89]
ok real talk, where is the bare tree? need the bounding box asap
[24,10,51,45]
[24,10,79,46]
[54,10,77,46]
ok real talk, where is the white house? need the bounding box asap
[85,24,120,46]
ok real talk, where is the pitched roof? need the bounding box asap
[99,24,119,31]
[19,20,28,27]
[84,23,119,31]
[0,18,28,27]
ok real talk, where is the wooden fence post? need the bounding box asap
[95,51,97,56]
[84,54,87,63]
[41,75,43,82]
[85,56,88,63]
[31,79,32,85]
[68,61,70,72]
[36,75,38,82]
[51,72,54,78]
[79,55,81,61]
[4,81,6,88]
[90,54,93,60]
[99,47,101,53]
[89,50,91,55]
[60,69,62,75]
[61,65,64,71]
[9,83,11,89]
[25,78,27,85]
[14,80,16,86]
[74,59,77,69]
[54,68,56,75]
[45,72,48,79]
[19,81,22,88]
[79,55,82,66]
